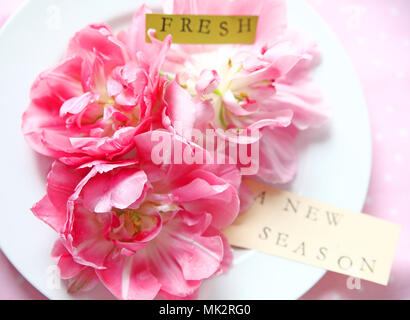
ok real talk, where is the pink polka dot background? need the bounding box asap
[0,0,409,300]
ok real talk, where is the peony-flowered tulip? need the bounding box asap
[22,6,174,166]
[32,132,240,299]
[161,0,330,184]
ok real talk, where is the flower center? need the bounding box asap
[114,208,156,236]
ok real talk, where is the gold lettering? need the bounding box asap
[198,19,211,34]
[326,211,343,226]
[276,233,289,248]
[219,21,229,36]
[293,242,306,256]
[306,206,319,222]
[283,198,300,214]
[258,226,271,240]
[238,18,252,33]
[316,247,328,261]
[338,256,353,270]
[161,17,173,32]
[360,258,376,273]
[181,17,192,32]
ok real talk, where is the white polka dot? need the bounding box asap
[375,133,384,141]
[390,209,398,216]
[384,174,393,182]
[356,37,367,46]
[389,7,399,17]
[332,293,342,300]
[403,40,410,47]
[379,32,388,41]
[394,154,404,164]
[399,129,408,137]
[372,58,383,67]
[396,71,405,79]
[386,106,395,113]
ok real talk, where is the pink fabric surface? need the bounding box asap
[0,0,409,300]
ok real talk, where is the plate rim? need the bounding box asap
[0,0,372,300]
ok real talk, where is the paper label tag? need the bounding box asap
[146,14,258,44]
[224,180,401,285]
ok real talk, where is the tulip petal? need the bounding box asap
[67,267,100,294]
[96,252,161,300]
[195,69,220,96]
[257,126,299,184]
[47,161,82,212]
[31,195,66,233]
[81,169,148,213]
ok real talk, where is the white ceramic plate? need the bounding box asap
[0,0,371,300]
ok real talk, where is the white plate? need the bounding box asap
[0,0,371,300]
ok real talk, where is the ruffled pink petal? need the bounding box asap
[163,81,198,139]
[67,24,126,76]
[58,255,85,280]
[204,226,233,275]
[171,178,229,202]
[51,240,69,259]
[47,161,82,212]
[257,126,299,184]
[81,168,148,213]
[211,125,262,145]
[222,90,259,116]
[273,82,329,130]
[255,0,287,45]
[107,82,122,101]
[22,57,83,158]
[68,126,139,159]
[166,214,224,280]
[63,206,114,269]
[193,98,214,131]
[204,163,242,191]
[146,31,173,79]
[262,42,308,77]
[62,161,146,269]
[109,211,163,254]
[276,30,322,82]
[51,242,100,294]
[29,56,83,110]
[96,251,161,300]
[31,195,66,233]
[67,267,100,294]
[145,242,201,298]
[231,64,280,91]
[238,179,255,213]
[172,170,240,229]
[261,31,329,130]
[59,92,96,116]
[247,109,293,130]
[195,69,220,96]
[142,212,227,298]
[118,5,172,80]
[22,110,67,158]
[117,5,151,61]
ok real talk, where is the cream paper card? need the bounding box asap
[224,180,401,285]
[146,14,258,44]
